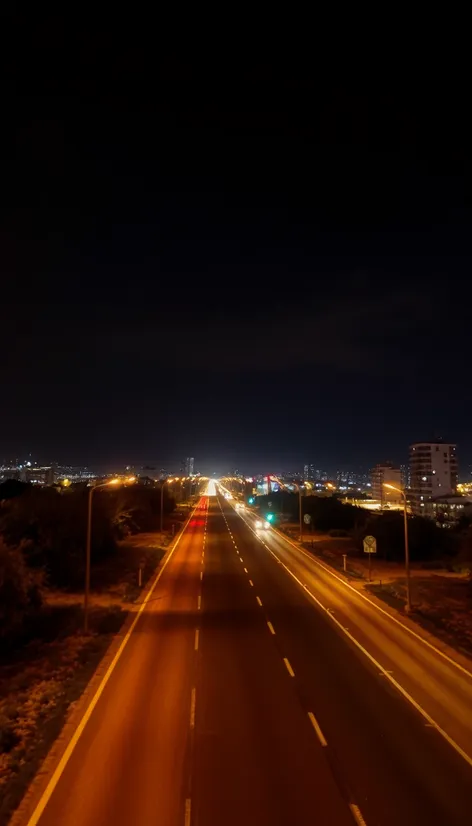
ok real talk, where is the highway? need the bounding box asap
[21,492,472,825]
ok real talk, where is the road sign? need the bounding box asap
[304,513,312,525]
[363,535,377,554]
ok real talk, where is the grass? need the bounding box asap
[0,533,167,826]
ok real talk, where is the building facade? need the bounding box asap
[409,440,458,516]
[371,463,402,506]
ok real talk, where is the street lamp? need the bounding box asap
[384,483,411,612]
[269,475,313,543]
[290,481,312,543]
[84,476,135,633]
[160,478,174,534]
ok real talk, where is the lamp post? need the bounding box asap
[160,478,175,534]
[384,483,411,612]
[295,481,312,543]
[84,476,135,633]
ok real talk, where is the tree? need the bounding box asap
[359,511,459,562]
[0,486,116,588]
[0,538,42,638]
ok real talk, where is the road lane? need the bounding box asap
[240,505,472,762]
[193,500,353,826]
[224,498,472,826]
[25,501,207,826]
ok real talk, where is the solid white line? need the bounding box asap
[24,504,199,826]
[256,596,263,607]
[308,712,327,746]
[349,803,367,825]
[270,550,472,768]
[272,527,472,682]
[284,657,295,677]
[185,798,192,826]
[194,629,199,651]
[197,595,201,610]
[190,687,196,728]
[249,580,254,587]
[267,621,276,635]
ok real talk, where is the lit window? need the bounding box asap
[422,476,427,481]
[420,503,425,507]
[420,496,424,500]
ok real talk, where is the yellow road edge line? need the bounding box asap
[349,803,367,825]
[190,687,196,728]
[308,711,327,746]
[284,657,295,677]
[25,505,199,826]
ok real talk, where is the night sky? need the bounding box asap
[3,39,472,474]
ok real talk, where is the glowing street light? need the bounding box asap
[384,483,411,612]
[84,476,135,632]
[161,478,175,534]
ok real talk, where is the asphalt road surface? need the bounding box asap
[22,495,472,826]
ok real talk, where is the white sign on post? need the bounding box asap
[363,535,376,582]
[363,535,377,554]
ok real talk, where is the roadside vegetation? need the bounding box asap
[0,479,185,825]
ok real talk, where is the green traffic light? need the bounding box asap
[248,497,255,504]
[266,513,274,522]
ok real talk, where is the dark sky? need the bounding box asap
[3,36,472,474]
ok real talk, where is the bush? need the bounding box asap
[0,539,42,638]
[0,715,20,754]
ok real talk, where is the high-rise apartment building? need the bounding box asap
[303,463,317,480]
[371,463,402,506]
[185,457,194,476]
[409,440,457,515]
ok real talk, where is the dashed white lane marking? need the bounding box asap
[239,558,244,564]
[349,803,367,825]
[262,538,472,770]
[256,596,263,607]
[200,571,203,580]
[308,712,327,746]
[267,621,276,635]
[194,629,199,651]
[244,567,248,573]
[185,798,192,826]
[249,580,254,587]
[284,657,295,677]
[197,595,201,610]
[190,687,196,728]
